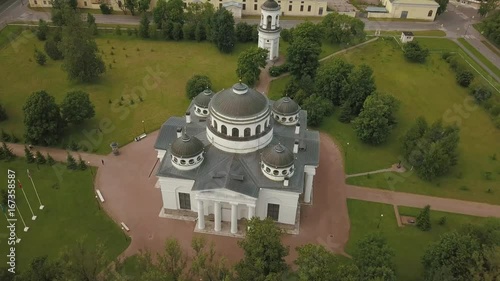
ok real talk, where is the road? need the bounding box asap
[0,0,498,69]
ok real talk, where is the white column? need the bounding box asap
[230,203,238,234]
[197,200,205,230]
[247,205,255,219]
[304,172,314,203]
[214,201,221,232]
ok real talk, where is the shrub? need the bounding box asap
[416,205,431,231]
[78,156,87,170]
[34,49,47,66]
[185,75,212,99]
[115,25,122,35]
[269,64,289,77]
[47,153,55,165]
[456,69,474,87]
[36,19,49,41]
[438,216,447,225]
[235,22,253,43]
[281,28,292,42]
[0,104,7,121]
[1,130,10,142]
[403,41,429,63]
[66,153,77,170]
[35,151,46,165]
[470,84,492,102]
[10,134,19,143]
[441,52,452,60]
[68,140,79,151]
[24,146,34,163]
[100,3,113,14]
[489,104,500,117]
[44,38,64,60]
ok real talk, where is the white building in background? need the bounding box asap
[258,0,281,61]
[154,82,320,235]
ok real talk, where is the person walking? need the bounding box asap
[101,159,104,165]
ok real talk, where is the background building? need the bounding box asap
[367,0,439,21]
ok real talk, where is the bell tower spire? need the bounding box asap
[258,0,281,61]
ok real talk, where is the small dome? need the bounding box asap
[210,82,268,119]
[262,0,280,10]
[171,132,204,158]
[273,97,300,116]
[262,144,294,168]
[194,89,214,108]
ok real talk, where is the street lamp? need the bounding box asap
[345,142,350,158]
[377,214,384,229]
[142,120,145,134]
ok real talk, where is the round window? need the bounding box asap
[180,160,186,165]
[196,108,201,113]
[266,167,271,173]
[281,117,286,122]
[173,157,178,163]
[197,156,202,161]
[282,170,287,175]
[290,166,294,172]
[203,110,208,114]
[261,164,265,169]
[273,170,279,175]
[189,159,194,164]
[288,117,293,122]
[275,115,279,120]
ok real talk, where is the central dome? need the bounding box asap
[210,82,268,119]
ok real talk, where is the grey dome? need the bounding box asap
[171,132,204,158]
[273,97,300,116]
[262,144,294,168]
[262,0,280,10]
[210,82,268,119]
[194,89,214,108]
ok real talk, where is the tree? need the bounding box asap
[0,142,15,161]
[301,94,334,126]
[416,205,431,231]
[353,233,396,281]
[124,0,137,15]
[0,104,8,122]
[139,13,150,38]
[158,238,188,280]
[292,21,323,46]
[456,69,474,87]
[61,9,105,82]
[60,90,95,124]
[403,41,430,63]
[194,22,205,41]
[190,236,233,280]
[212,8,236,53]
[18,256,63,281]
[44,36,64,60]
[353,94,399,145]
[137,0,151,13]
[23,91,65,146]
[47,153,55,165]
[100,3,113,14]
[25,146,35,163]
[235,22,254,42]
[162,20,174,40]
[314,59,354,106]
[480,11,500,45]
[436,0,449,15]
[153,0,168,28]
[182,22,196,40]
[340,64,376,121]
[401,118,460,180]
[37,19,49,41]
[470,84,492,102]
[186,75,212,99]
[59,239,110,280]
[34,49,47,66]
[78,156,87,170]
[236,47,268,86]
[321,12,365,45]
[66,153,77,170]
[235,217,289,281]
[172,22,183,40]
[287,36,321,78]
[166,0,185,24]
[479,0,499,17]
[295,244,359,281]
[35,151,47,165]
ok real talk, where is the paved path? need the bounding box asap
[346,185,500,218]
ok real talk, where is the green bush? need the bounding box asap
[100,3,113,14]
[470,84,492,102]
[281,28,292,42]
[456,69,474,87]
[269,64,289,77]
[0,104,7,121]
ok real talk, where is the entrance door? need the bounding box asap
[221,203,231,221]
[400,11,408,19]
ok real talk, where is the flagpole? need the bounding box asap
[16,205,29,232]
[27,169,44,210]
[18,180,37,220]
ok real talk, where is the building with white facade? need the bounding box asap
[258,0,281,61]
[154,82,320,235]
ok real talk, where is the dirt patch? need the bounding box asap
[400,215,417,226]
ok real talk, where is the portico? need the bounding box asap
[195,190,257,234]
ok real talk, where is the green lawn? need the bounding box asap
[457,38,500,78]
[268,38,500,204]
[0,158,129,270]
[346,199,499,281]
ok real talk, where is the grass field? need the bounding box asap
[0,158,129,270]
[0,26,342,154]
[346,199,498,281]
[268,38,500,204]
[457,38,500,78]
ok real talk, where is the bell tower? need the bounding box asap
[258,0,281,61]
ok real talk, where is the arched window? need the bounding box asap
[196,107,201,113]
[428,10,433,17]
[221,125,227,135]
[214,120,218,131]
[265,120,268,127]
[197,156,202,161]
[273,170,279,175]
[232,128,239,137]
[281,117,286,122]
[288,117,294,122]
[256,125,261,135]
[275,115,279,120]
[180,160,186,165]
[275,15,279,27]
[244,128,251,137]
[282,170,287,175]
[267,15,272,29]
[266,167,271,173]
[173,157,178,163]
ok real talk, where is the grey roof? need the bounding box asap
[272,97,300,116]
[402,31,414,36]
[155,99,320,198]
[171,132,204,158]
[262,143,294,168]
[194,89,214,108]
[262,0,280,10]
[210,83,268,119]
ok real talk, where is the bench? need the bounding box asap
[120,222,130,232]
[96,189,105,203]
[134,133,147,142]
